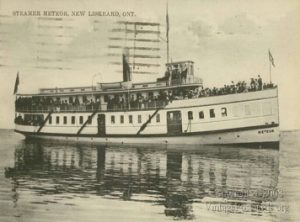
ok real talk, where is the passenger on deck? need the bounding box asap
[250,78,255,91]
[75,97,80,106]
[258,75,262,90]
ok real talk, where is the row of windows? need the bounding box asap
[48,114,161,125]
[187,108,227,120]
[49,115,92,125]
[111,114,160,124]
[47,103,271,125]
[186,102,272,121]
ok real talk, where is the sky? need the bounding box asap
[0,0,299,130]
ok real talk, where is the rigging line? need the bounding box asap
[117,21,160,26]
[115,70,158,75]
[108,45,160,51]
[111,28,160,34]
[109,37,160,42]
[110,62,160,67]
[107,53,161,59]
[159,36,167,42]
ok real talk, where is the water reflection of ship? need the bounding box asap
[5,141,279,219]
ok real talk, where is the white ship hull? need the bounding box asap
[17,125,279,148]
[15,88,280,148]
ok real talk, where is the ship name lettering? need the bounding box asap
[258,129,274,134]
[43,11,69,17]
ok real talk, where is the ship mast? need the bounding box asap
[166,2,170,63]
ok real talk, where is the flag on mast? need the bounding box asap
[13,72,19,95]
[268,50,275,67]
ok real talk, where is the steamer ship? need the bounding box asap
[14,16,280,148]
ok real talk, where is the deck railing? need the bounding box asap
[15,101,168,113]
[15,86,277,114]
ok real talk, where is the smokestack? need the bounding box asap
[122,48,131,82]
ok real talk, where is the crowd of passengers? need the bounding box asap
[15,96,100,111]
[197,75,274,97]
[15,76,275,112]
[14,115,43,126]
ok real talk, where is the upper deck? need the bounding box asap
[15,59,277,116]
[17,60,202,97]
[21,80,202,97]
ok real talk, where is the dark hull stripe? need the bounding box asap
[15,123,279,138]
[218,141,280,149]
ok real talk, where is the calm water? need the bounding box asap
[0,129,299,222]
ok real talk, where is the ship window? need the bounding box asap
[188,111,193,120]
[111,115,115,124]
[87,115,92,124]
[138,115,142,123]
[120,115,124,124]
[210,109,215,118]
[49,116,52,124]
[56,116,60,124]
[64,116,67,124]
[221,108,227,117]
[199,111,204,119]
[129,115,133,124]
[79,116,83,124]
[71,116,75,124]
[245,105,251,116]
[148,115,152,123]
[156,114,160,123]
